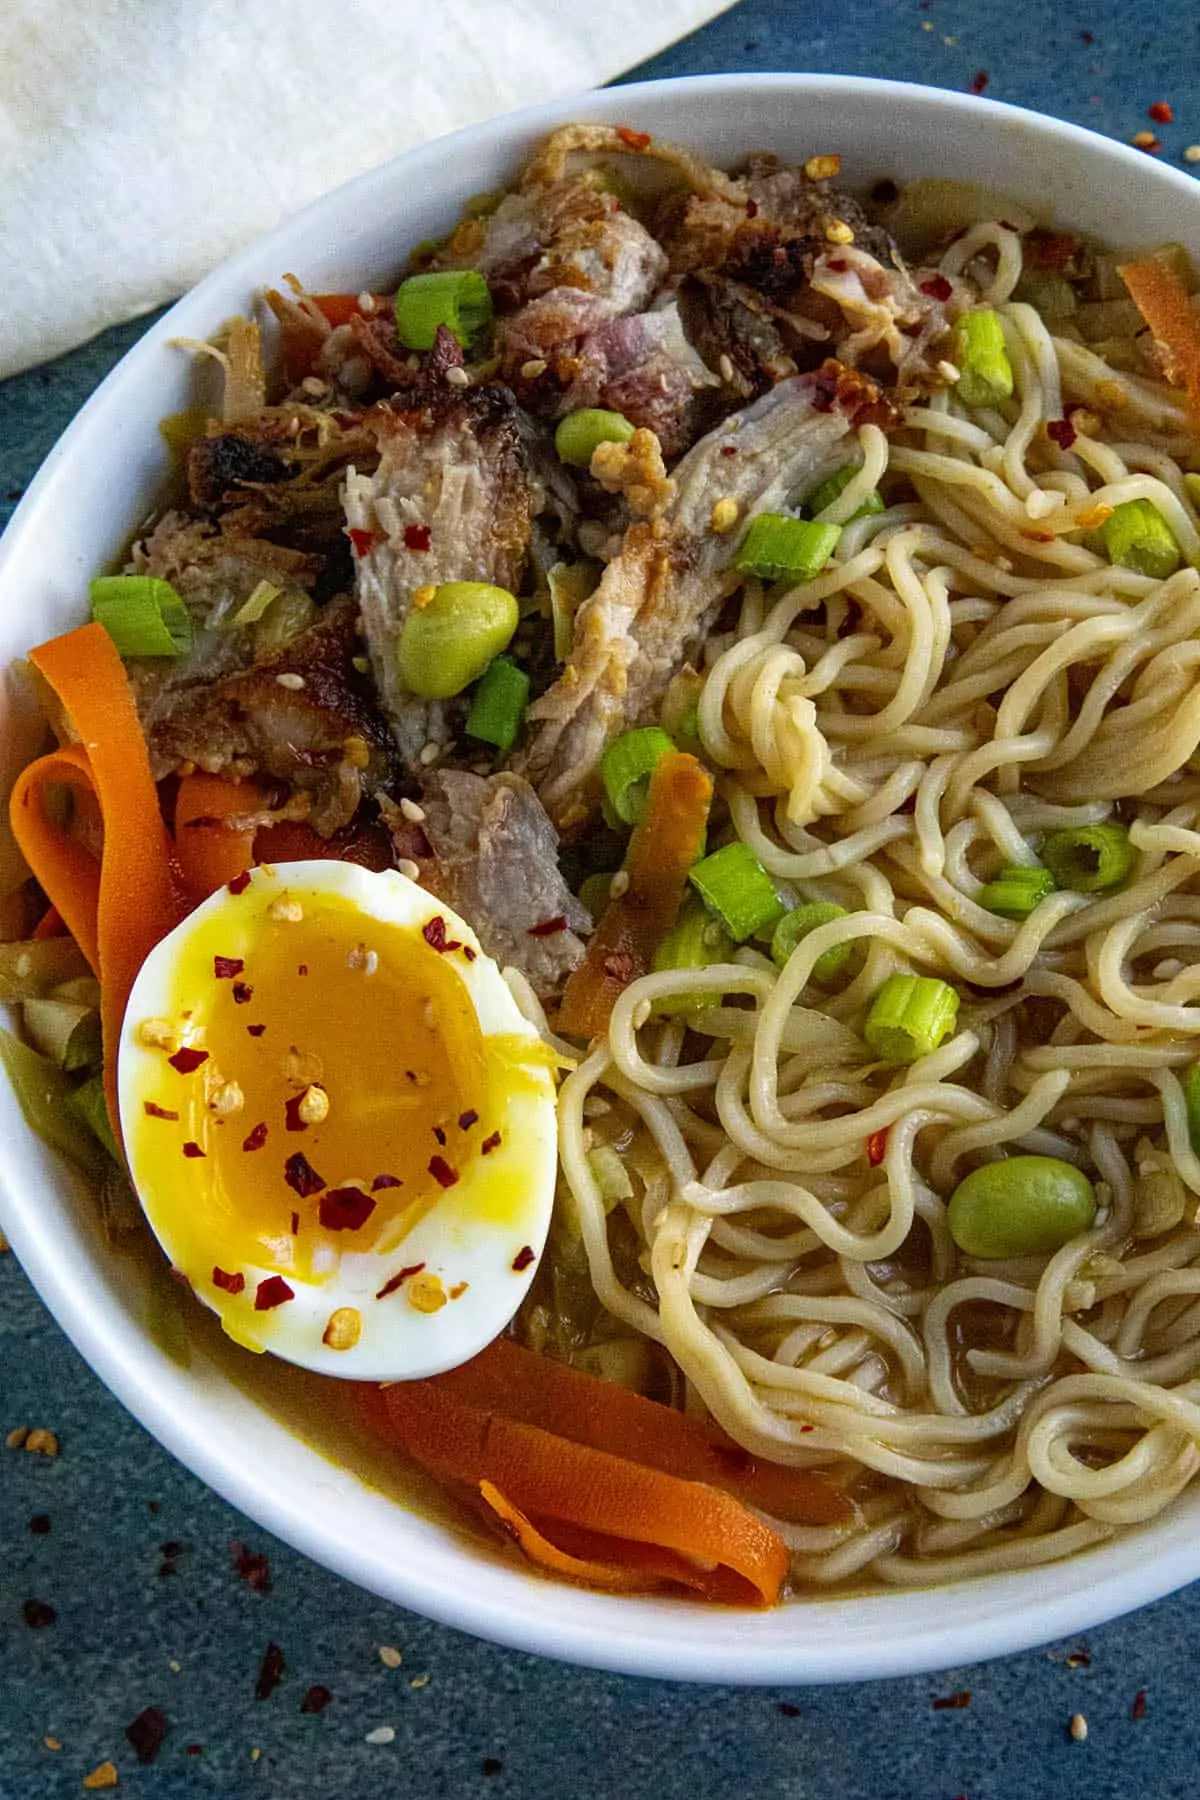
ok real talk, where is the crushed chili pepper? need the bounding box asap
[932,1691,972,1710]
[462,945,477,962]
[527,915,568,938]
[301,1686,333,1715]
[168,1047,209,1075]
[247,1023,266,1037]
[372,1173,403,1191]
[428,1154,459,1189]
[969,70,989,94]
[22,1598,55,1628]
[318,1186,377,1232]
[1149,101,1174,124]
[213,1268,246,1295]
[232,980,254,1005]
[482,1758,504,1777]
[376,1262,425,1299]
[255,1641,286,1700]
[28,1514,51,1535]
[214,955,245,980]
[1065,1649,1091,1669]
[186,1745,204,1757]
[227,870,252,895]
[403,523,432,552]
[1132,1688,1148,1720]
[720,444,738,456]
[422,915,449,952]
[920,274,953,301]
[290,1211,300,1235]
[255,1275,295,1311]
[284,1092,310,1133]
[866,1128,888,1167]
[243,1122,268,1152]
[1047,418,1078,450]
[432,1125,446,1146]
[230,1541,272,1594]
[511,1245,535,1272]
[348,528,376,557]
[481,1131,502,1156]
[458,1110,479,1131]
[617,125,651,150]
[284,1152,326,1197]
[778,1702,801,1718]
[125,1707,169,1765]
[143,1101,179,1121]
[182,1141,205,1159]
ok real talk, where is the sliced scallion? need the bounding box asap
[1185,1063,1200,1151]
[1101,499,1181,580]
[600,727,676,827]
[953,309,1014,407]
[689,841,785,942]
[978,864,1057,919]
[0,1029,109,1176]
[651,897,734,1015]
[770,902,851,982]
[70,1072,122,1164]
[1041,823,1133,894]
[465,655,530,752]
[554,409,636,468]
[863,973,960,1065]
[90,576,193,658]
[806,466,885,520]
[588,1143,634,1207]
[229,579,282,627]
[394,270,493,350]
[734,513,841,582]
[21,998,102,1072]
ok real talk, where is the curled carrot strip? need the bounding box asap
[174,774,268,900]
[557,750,712,1040]
[9,624,184,1136]
[478,1483,659,1593]
[1118,257,1200,430]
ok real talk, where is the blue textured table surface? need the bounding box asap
[5,3,1200,1795]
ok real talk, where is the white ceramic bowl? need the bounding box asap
[4,74,1200,1685]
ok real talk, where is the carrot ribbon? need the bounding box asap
[9,625,184,1135]
[361,1337,852,1606]
[1119,256,1200,430]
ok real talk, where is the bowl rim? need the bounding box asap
[5,68,1200,1685]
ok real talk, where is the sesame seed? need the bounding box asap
[444,365,470,388]
[44,1736,62,1750]
[718,353,735,383]
[300,375,327,397]
[412,584,436,611]
[804,154,841,181]
[1132,131,1160,148]
[609,870,630,899]
[399,797,426,823]
[520,358,548,379]
[418,741,441,767]
[269,896,304,923]
[6,1426,29,1449]
[1070,1713,1088,1742]
[365,1725,396,1746]
[209,1079,245,1117]
[83,1762,119,1790]
[378,1645,403,1669]
[322,1306,362,1350]
[825,219,855,245]
[24,1429,59,1457]
[298,1083,329,1126]
[357,291,376,314]
[138,1017,181,1053]
[410,1673,430,1690]
[1186,145,1200,163]
[936,360,961,383]
[396,859,421,881]
[408,1271,448,1313]
[275,672,306,691]
[710,496,740,534]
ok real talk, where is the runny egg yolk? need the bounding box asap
[133,891,490,1286]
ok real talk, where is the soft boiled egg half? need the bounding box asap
[117,861,560,1379]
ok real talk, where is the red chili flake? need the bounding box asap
[1047,417,1078,450]
[403,522,432,552]
[284,1152,326,1197]
[462,945,477,962]
[746,198,759,218]
[232,980,254,1005]
[247,1023,266,1037]
[372,1173,403,1191]
[214,955,245,980]
[778,1703,801,1719]
[255,1641,286,1700]
[920,274,953,301]
[528,915,568,938]
[230,1540,272,1594]
[182,1141,206,1159]
[428,1154,459,1189]
[433,1124,446,1146]
[255,1276,294,1311]
[616,125,651,150]
[1132,1687,1148,1720]
[301,1686,332,1715]
[168,1047,209,1075]
[423,915,450,952]
[318,1186,377,1232]
[125,1707,169,1766]
[1133,133,1163,154]
[458,1110,479,1131]
[482,1758,504,1776]
[213,1267,245,1295]
[969,69,989,94]
[298,964,308,976]
[826,257,848,272]
[29,1514,51,1535]
[932,1691,972,1710]
[1065,1649,1092,1668]
[348,527,376,557]
[22,1598,55,1628]
[376,1262,425,1299]
[227,871,252,895]
[242,1122,268,1152]
[290,1211,300,1236]
[511,1245,535,1272]
[866,1128,888,1167]
[481,1131,502,1156]
[143,1101,179,1121]
[1149,101,1174,124]
[720,444,738,456]
[284,1092,309,1133]
[186,1744,204,1756]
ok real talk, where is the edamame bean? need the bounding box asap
[396,582,519,699]
[947,1155,1097,1259]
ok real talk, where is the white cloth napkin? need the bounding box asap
[0,0,725,379]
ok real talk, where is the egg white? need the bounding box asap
[117,861,560,1380]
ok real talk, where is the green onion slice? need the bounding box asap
[394,270,493,350]
[465,655,530,752]
[770,902,851,982]
[70,1072,122,1163]
[806,465,885,520]
[1185,1063,1200,1152]
[554,409,636,468]
[651,897,734,1015]
[0,1029,110,1176]
[734,514,842,582]
[600,727,676,827]
[689,841,785,942]
[588,1143,634,1207]
[1101,499,1182,580]
[953,309,1014,407]
[90,576,193,658]
[978,864,1057,919]
[863,973,960,1065]
[1040,823,1133,894]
